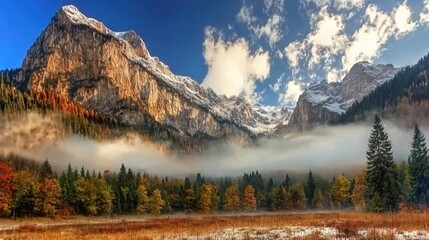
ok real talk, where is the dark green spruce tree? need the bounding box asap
[366,114,399,212]
[306,170,316,208]
[408,124,429,206]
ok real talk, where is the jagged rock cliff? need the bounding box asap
[279,62,399,133]
[17,5,290,148]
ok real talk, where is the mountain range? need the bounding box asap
[2,5,429,152]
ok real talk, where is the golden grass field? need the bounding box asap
[1,211,429,239]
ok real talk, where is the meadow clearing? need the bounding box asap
[2,210,429,239]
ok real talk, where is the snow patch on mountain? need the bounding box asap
[302,62,399,114]
[60,5,290,135]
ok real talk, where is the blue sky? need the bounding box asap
[1,0,429,106]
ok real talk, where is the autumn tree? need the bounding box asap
[184,188,196,211]
[144,188,165,215]
[11,166,39,217]
[197,184,212,213]
[351,171,367,210]
[242,185,257,211]
[36,177,60,216]
[331,174,351,208]
[136,184,148,214]
[0,162,15,216]
[75,177,113,216]
[291,183,306,209]
[224,184,241,211]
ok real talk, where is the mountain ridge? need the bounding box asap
[1,5,412,150]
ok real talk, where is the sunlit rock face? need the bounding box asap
[19,5,280,148]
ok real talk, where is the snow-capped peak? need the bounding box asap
[55,5,291,135]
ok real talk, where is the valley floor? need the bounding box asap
[1,210,429,239]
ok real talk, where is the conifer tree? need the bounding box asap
[306,170,316,208]
[397,161,412,203]
[312,188,323,209]
[366,114,399,212]
[408,125,429,206]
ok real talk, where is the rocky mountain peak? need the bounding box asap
[58,5,109,34]
[113,31,150,59]
[17,4,293,149]
[279,61,400,133]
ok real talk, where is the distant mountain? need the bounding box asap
[339,53,429,125]
[10,5,292,150]
[3,4,424,153]
[277,62,399,133]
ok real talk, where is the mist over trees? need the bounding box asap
[0,114,429,217]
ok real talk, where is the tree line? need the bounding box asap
[0,114,428,217]
[0,70,218,152]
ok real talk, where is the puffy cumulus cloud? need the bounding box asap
[284,7,347,73]
[284,41,304,68]
[279,79,306,106]
[393,2,417,38]
[421,0,429,25]
[342,2,416,72]
[284,1,418,85]
[252,14,283,47]
[306,7,347,68]
[236,5,256,25]
[201,27,270,102]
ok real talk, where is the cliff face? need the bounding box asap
[19,5,267,147]
[278,62,399,133]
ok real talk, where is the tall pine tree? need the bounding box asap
[306,170,316,208]
[366,114,399,212]
[408,124,429,206]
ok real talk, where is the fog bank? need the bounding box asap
[23,121,418,177]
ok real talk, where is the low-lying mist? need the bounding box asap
[2,114,419,179]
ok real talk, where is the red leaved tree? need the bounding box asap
[0,162,16,215]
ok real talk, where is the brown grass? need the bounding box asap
[1,211,429,239]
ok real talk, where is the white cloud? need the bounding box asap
[342,2,416,72]
[236,5,256,25]
[284,41,304,69]
[304,0,365,10]
[284,7,347,71]
[264,0,285,13]
[421,0,429,26]
[393,2,417,38]
[286,1,418,86]
[279,80,305,106]
[307,7,347,68]
[201,27,270,103]
[252,14,283,47]
[334,0,365,10]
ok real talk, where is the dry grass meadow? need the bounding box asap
[1,211,429,239]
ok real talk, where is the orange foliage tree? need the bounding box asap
[0,162,16,215]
